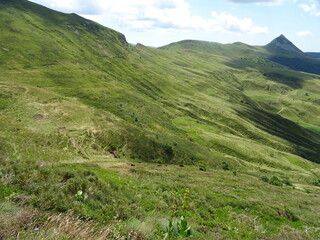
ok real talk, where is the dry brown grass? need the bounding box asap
[43,213,114,240]
[270,225,316,240]
[0,208,126,240]
[0,209,40,239]
[40,212,144,240]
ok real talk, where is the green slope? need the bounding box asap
[1,0,320,239]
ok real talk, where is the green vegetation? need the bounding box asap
[0,0,320,239]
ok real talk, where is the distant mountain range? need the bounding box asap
[161,34,320,75]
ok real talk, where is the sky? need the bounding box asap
[28,0,320,52]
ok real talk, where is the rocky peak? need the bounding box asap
[266,34,303,54]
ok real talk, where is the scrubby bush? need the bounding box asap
[198,160,207,171]
[270,176,283,186]
[260,175,269,183]
[222,162,230,171]
[280,175,292,186]
[260,174,292,187]
[0,159,129,220]
[312,179,320,187]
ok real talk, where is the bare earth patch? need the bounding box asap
[33,114,44,120]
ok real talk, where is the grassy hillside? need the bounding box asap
[1,0,320,239]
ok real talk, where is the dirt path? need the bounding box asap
[61,155,132,172]
[277,107,284,114]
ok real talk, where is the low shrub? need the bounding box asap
[280,175,292,186]
[260,174,292,187]
[260,175,269,183]
[222,162,230,171]
[0,159,127,221]
[270,176,283,186]
[312,179,320,187]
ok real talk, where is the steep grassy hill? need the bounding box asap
[1,0,320,239]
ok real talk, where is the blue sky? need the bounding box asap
[29,0,320,51]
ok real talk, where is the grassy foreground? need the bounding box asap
[1,159,320,239]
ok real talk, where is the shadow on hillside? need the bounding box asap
[226,59,304,89]
[236,107,320,164]
[269,55,320,75]
[262,72,303,89]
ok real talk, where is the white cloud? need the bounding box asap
[296,30,312,36]
[29,0,104,14]
[210,12,268,34]
[228,0,284,6]
[297,0,320,16]
[29,0,268,35]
